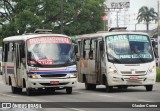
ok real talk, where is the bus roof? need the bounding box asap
[3,33,69,42]
[76,31,149,40]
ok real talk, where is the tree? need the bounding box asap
[137,6,158,31]
[0,0,105,37]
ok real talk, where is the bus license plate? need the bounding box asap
[50,81,59,85]
[129,76,138,80]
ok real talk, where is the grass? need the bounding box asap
[156,67,160,82]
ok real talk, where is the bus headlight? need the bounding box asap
[28,74,38,79]
[109,67,117,74]
[69,73,77,78]
[148,66,155,73]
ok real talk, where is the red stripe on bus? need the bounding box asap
[2,66,14,69]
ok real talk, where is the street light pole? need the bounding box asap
[60,0,64,34]
[158,0,160,35]
[135,23,138,31]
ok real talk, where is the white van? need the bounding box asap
[76,31,157,92]
[2,31,77,95]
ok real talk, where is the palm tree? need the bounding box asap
[137,6,158,31]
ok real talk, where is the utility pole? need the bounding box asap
[157,0,160,66]
[158,0,160,35]
[60,0,64,34]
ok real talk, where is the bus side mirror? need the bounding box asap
[74,45,78,54]
[152,41,159,58]
[100,41,104,51]
[152,41,156,48]
[153,48,159,58]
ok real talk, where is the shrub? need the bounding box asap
[156,67,160,82]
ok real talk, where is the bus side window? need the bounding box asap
[7,42,13,62]
[83,40,86,58]
[4,43,9,62]
[20,43,25,58]
[12,43,15,61]
[84,39,90,59]
[77,41,81,60]
[89,39,95,59]
[11,43,16,62]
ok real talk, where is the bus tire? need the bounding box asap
[122,86,128,90]
[11,86,22,94]
[46,88,55,94]
[106,85,113,92]
[11,86,17,94]
[66,87,72,94]
[118,86,128,90]
[105,80,113,92]
[90,84,96,90]
[26,88,33,96]
[85,83,91,90]
[85,83,96,90]
[17,88,22,93]
[145,85,153,91]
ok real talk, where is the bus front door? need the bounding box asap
[95,40,102,84]
[14,43,21,87]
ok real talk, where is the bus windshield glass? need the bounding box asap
[106,34,154,64]
[27,36,76,67]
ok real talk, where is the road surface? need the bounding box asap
[0,75,159,111]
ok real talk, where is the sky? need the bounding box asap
[107,0,159,31]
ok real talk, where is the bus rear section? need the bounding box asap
[76,32,156,92]
[2,34,77,95]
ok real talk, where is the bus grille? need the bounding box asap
[40,83,69,86]
[40,74,67,78]
[121,71,146,75]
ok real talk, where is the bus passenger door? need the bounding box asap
[95,39,102,83]
[2,43,8,84]
[14,43,21,86]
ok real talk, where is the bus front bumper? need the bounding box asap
[26,78,77,88]
[107,74,156,86]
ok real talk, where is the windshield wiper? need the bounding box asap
[107,52,121,63]
[65,59,76,66]
[131,50,146,63]
[29,58,43,67]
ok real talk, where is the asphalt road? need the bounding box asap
[0,75,159,111]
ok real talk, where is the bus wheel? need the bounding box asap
[85,83,91,90]
[105,82,113,92]
[26,88,33,96]
[66,87,72,94]
[118,86,128,90]
[104,77,113,92]
[11,86,17,94]
[85,83,96,90]
[46,88,55,94]
[145,85,153,91]
[11,86,22,94]
[17,88,22,93]
[90,84,96,90]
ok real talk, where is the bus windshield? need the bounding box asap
[27,36,76,67]
[106,34,154,64]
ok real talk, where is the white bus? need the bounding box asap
[2,31,77,95]
[76,31,157,92]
